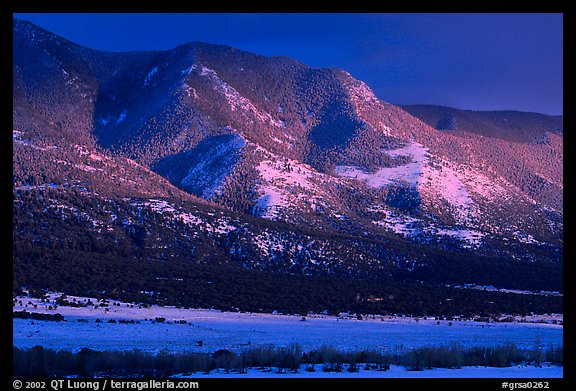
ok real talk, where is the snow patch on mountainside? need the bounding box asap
[256,158,318,191]
[181,135,246,199]
[252,147,329,219]
[116,110,127,124]
[419,156,515,228]
[143,66,158,86]
[253,187,287,220]
[334,142,517,230]
[13,135,58,152]
[212,218,238,235]
[336,141,484,227]
[512,231,543,245]
[346,78,379,105]
[197,64,282,128]
[132,199,238,236]
[435,228,484,248]
[335,142,429,187]
[342,72,391,136]
[253,230,285,257]
[420,163,476,225]
[372,210,421,236]
[371,205,484,248]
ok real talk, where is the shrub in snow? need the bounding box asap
[13,310,64,322]
[212,349,237,374]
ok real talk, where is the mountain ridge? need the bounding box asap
[401,104,562,142]
[12,20,563,316]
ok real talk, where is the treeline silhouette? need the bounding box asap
[13,343,563,377]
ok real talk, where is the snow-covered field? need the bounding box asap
[174,364,563,378]
[13,293,562,357]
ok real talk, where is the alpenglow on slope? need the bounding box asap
[13,20,562,316]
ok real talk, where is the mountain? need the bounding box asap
[401,104,563,142]
[12,20,562,317]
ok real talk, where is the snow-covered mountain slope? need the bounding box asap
[14,19,562,245]
[12,20,562,315]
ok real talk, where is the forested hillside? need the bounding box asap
[12,20,563,317]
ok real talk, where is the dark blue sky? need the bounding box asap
[14,13,563,115]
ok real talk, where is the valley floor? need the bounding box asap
[173,364,563,378]
[13,292,563,378]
